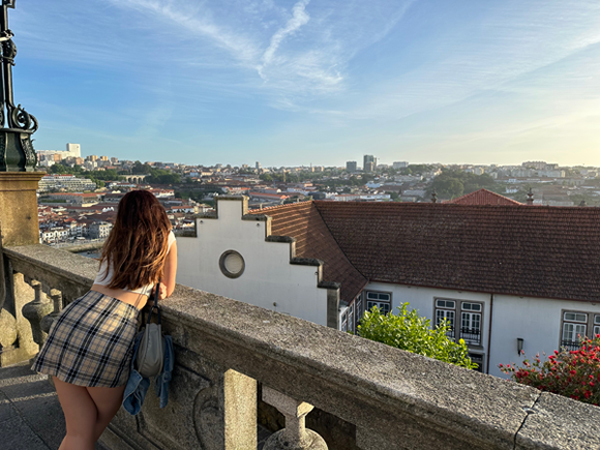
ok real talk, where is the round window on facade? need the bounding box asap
[219,250,245,279]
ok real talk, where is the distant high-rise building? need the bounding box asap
[87,155,98,162]
[393,161,408,170]
[346,161,357,173]
[66,143,81,158]
[100,155,109,162]
[256,161,261,170]
[37,143,82,162]
[363,155,377,172]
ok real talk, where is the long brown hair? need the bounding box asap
[99,190,172,290]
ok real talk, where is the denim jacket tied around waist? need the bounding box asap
[122,332,174,415]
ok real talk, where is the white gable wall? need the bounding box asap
[177,199,330,326]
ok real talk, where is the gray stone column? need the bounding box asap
[22,280,53,348]
[1,271,40,366]
[262,387,327,450]
[40,289,63,334]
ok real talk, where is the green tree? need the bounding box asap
[357,303,477,369]
[145,169,181,184]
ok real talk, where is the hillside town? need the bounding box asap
[37,144,600,246]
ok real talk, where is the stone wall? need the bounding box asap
[4,244,600,450]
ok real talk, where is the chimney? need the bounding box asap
[526,188,534,206]
[579,200,587,207]
[431,190,437,204]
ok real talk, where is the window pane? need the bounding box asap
[436,310,445,326]
[594,326,600,337]
[436,299,455,309]
[563,323,574,342]
[564,312,587,323]
[595,315,600,325]
[575,324,586,339]
[447,311,455,327]
[463,303,472,310]
[378,293,390,301]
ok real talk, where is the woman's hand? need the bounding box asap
[158,282,168,300]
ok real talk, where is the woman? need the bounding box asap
[31,190,178,450]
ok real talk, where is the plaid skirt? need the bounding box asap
[31,290,140,388]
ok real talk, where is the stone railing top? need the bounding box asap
[163,285,600,450]
[4,244,98,281]
[4,244,599,449]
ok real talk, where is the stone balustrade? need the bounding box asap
[2,243,600,450]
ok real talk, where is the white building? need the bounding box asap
[177,197,600,378]
[38,175,96,192]
[37,143,81,161]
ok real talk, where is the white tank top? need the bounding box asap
[93,231,176,296]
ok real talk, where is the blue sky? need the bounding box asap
[11,0,600,166]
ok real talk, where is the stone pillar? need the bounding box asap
[262,387,327,450]
[0,172,44,366]
[40,289,63,334]
[22,280,53,348]
[0,172,45,246]
[101,367,258,450]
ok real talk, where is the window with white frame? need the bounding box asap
[434,299,483,347]
[594,315,600,338]
[348,303,355,334]
[365,291,391,315]
[340,308,349,333]
[434,299,455,339]
[460,302,482,346]
[561,311,588,350]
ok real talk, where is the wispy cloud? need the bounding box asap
[261,0,310,71]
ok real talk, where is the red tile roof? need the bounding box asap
[249,202,367,302]
[449,188,522,206]
[314,202,600,303]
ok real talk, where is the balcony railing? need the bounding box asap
[560,340,581,351]
[2,243,600,450]
[460,327,481,346]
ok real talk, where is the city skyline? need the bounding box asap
[14,0,600,167]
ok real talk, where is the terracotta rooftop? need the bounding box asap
[248,202,367,302]
[448,188,522,206]
[251,200,600,303]
[314,202,600,303]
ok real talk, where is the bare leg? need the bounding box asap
[86,384,126,441]
[53,377,97,450]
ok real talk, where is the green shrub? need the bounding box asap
[357,303,477,369]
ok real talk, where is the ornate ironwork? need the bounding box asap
[0,0,37,171]
[20,135,35,167]
[0,133,5,169]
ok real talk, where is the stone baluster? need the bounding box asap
[262,387,327,450]
[40,289,63,335]
[22,280,53,348]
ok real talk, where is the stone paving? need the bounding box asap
[0,361,109,450]
[0,361,271,450]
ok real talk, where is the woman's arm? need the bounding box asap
[159,241,177,300]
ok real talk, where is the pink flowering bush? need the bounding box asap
[499,335,600,406]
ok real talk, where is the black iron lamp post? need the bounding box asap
[0,0,38,172]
